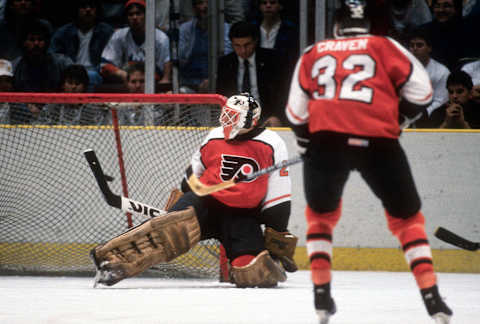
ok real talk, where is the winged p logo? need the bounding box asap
[220,154,260,182]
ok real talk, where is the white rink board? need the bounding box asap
[278,130,480,248]
[1,128,479,248]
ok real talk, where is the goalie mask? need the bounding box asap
[220,93,261,140]
[335,0,370,37]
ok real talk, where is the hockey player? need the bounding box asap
[90,93,298,288]
[285,1,452,323]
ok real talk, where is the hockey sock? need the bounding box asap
[306,203,341,286]
[386,211,437,289]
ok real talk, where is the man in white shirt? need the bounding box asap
[407,28,450,120]
[100,0,171,85]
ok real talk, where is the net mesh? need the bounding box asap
[0,93,227,279]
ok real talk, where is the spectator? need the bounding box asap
[429,70,480,128]
[407,28,450,125]
[418,0,478,70]
[37,0,77,30]
[36,64,108,125]
[179,0,245,24]
[216,21,289,127]
[100,0,171,86]
[178,0,232,93]
[125,61,145,93]
[0,0,53,61]
[461,59,480,114]
[0,58,14,124]
[0,58,13,92]
[253,0,299,77]
[388,0,432,41]
[12,19,73,92]
[109,62,164,126]
[463,0,480,17]
[49,0,114,92]
[100,0,126,29]
[0,0,6,21]
[461,58,480,86]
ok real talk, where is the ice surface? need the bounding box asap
[0,271,478,324]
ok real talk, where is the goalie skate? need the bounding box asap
[90,250,124,288]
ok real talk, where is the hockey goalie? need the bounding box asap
[90,93,298,288]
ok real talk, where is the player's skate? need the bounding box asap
[421,285,452,324]
[314,283,336,324]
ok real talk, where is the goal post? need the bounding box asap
[0,93,229,280]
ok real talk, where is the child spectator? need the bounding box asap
[125,61,145,94]
[429,70,480,128]
[36,64,108,125]
[49,0,114,92]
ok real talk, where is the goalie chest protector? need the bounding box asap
[195,127,289,209]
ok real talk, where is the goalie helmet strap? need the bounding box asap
[91,207,200,286]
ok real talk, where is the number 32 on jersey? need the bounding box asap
[312,54,375,104]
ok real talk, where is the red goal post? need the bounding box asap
[0,93,229,281]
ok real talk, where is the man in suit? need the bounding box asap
[216,21,289,127]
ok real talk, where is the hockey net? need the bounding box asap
[0,93,228,280]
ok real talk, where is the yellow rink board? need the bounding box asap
[1,243,478,273]
[0,242,219,270]
[293,247,480,273]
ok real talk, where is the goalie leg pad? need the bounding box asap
[91,207,200,286]
[264,227,299,272]
[230,250,287,288]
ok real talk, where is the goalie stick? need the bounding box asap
[83,149,167,218]
[187,155,303,196]
[434,227,479,251]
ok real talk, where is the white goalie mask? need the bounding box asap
[220,93,261,140]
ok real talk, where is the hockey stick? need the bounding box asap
[187,155,303,196]
[434,227,479,251]
[83,149,167,218]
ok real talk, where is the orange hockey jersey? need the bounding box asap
[286,35,433,139]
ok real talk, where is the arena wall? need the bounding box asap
[276,129,480,273]
[2,127,479,273]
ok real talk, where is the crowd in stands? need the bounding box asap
[0,0,479,128]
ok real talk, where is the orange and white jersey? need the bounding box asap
[191,127,291,210]
[286,35,433,139]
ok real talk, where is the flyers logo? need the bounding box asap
[220,155,260,182]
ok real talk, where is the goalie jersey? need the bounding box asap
[189,126,291,210]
